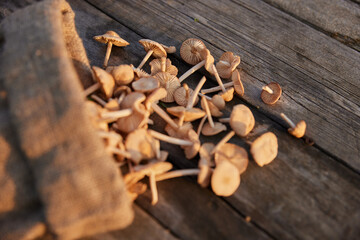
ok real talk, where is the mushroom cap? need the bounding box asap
[201,98,223,117]
[199,143,215,166]
[261,82,282,105]
[131,64,151,80]
[198,143,215,187]
[214,143,248,174]
[104,98,120,111]
[145,87,168,110]
[154,72,181,102]
[120,92,146,109]
[160,43,176,54]
[180,38,207,65]
[211,160,240,197]
[112,65,134,85]
[93,31,130,47]
[132,77,159,93]
[211,94,226,110]
[181,129,201,159]
[201,122,227,136]
[220,87,235,102]
[149,58,178,76]
[174,86,199,107]
[85,101,108,131]
[167,106,206,122]
[92,66,115,99]
[200,49,215,73]
[125,128,158,164]
[139,39,167,58]
[250,132,278,167]
[289,120,306,138]
[231,70,244,96]
[164,121,193,139]
[113,85,132,98]
[216,52,241,79]
[230,104,255,137]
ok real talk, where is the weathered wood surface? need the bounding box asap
[86,0,360,173]
[262,0,360,51]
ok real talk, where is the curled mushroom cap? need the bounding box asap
[160,43,176,54]
[132,77,159,93]
[220,87,235,102]
[154,72,181,103]
[261,82,282,105]
[214,143,248,174]
[174,84,199,107]
[211,160,240,197]
[230,104,255,137]
[216,52,241,79]
[211,94,226,110]
[201,122,227,136]
[180,38,207,65]
[149,58,178,76]
[139,39,167,58]
[231,70,244,97]
[94,31,130,46]
[289,120,306,138]
[92,66,115,99]
[167,106,205,122]
[250,132,278,167]
[112,64,134,85]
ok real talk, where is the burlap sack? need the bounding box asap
[0,0,133,239]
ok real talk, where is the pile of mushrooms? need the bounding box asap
[87,33,309,204]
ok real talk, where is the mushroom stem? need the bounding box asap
[103,42,113,68]
[197,115,208,136]
[184,83,190,100]
[90,94,106,106]
[161,57,166,72]
[212,65,227,92]
[211,130,235,155]
[280,113,296,128]
[148,130,193,146]
[178,60,205,82]
[117,92,126,105]
[149,172,158,205]
[156,169,201,181]
[151,103,179,130]
[262,85,274,94]
[198,92,211,100]
[201,96,214,128]
[186,76,207,109]
[201,82,234,94]
[84,83,101,96]
[100,108,133,119]
[178,112,185,127]
[218,118,230,123]
[138,50,154,69]
[107,146,132,159]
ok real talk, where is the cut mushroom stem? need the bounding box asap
[262,85,274,94]
[156,169,201,181]
[201,82,234,94]
[90,94,106,106]
[219,118,230,123]
[201,96,214,128]
[280,113,296,128]
[178,60,205,82]
[198,92,211,100]
[197,115,208,136]
[149,172,158,205]
[138,50,153,69]
[212,65,226,92]
[107,146,132,159]
[186,76,207,109]
[104,42,113,68]
[84,83,101,96]
[151,103,179,129]
[211,130,235,155]
[100,108,133,119]
[148,130,193,146]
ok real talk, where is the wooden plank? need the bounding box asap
[86,0,360,172]
[262,0,360,51]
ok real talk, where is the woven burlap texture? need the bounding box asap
[0,0,134,239]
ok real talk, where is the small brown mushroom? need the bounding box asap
[280,113,306,138]
[181,129,201,159]
[219,87,235,102]
[85,101,108,131]
[149,58,178,76]
[148,129,193,146]
[214,143,248,174]
[94,31,130,68]
[131,64,151,80]
[155,169,201,181]
[154,72,181,103]
[231,69,244,96]
[160,43,176,54]
[211,130,235,155]
[211,159,240,197]
[112,64,134,85]
[250,132,278,167]
[220,104,255,137]
[216,52,241,79]
[201,122,227,136]
[174,83,199,107]
[261,82,282,105]
[84,66,115,99]
[104,98,120,111]
[199,93,223,117]
[198,143,215,187]
[211,94,226,110]
[132,77,159,93]
[144,87,167,110]
[180,38,207,65]
[138,39,167,69]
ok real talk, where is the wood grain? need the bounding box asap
[86,0,360,172]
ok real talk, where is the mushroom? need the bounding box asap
[138,39,167,69]
[144,87,167,110]
[198,142,215,187]
[90,94,107,107]
[214,143,248,174]
[201,122,227,136]
[280,113,306,138]
[160,43,176,54]
[149,58,178,76]
[84,101,108,131]
[99,108,133,122]
[154,72,181,103]
[261,82,282,105]
[174,83,199,107]
[250,132,278,167]
[127,182,147,201]
[104,98,120,111]
[165,119,193,139]
[219,87,235,102]
[211,94,226,110]
[219,104,255,137]
[196,115,208,136]
[155,169,201,181]
[180,38,207,65]
[216,52,241,79]
[200,95,214,128]
[150,102,179,130]
[198,93,223,117]
[211,159,240,197]
[111,64,134,85]
[210,130,236,155]
[148,129,193,146]
[132,77,159,93]
[181,128,201,159]
[93,31,130,68]
[84,66,115,99]
[131,64,151,80]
